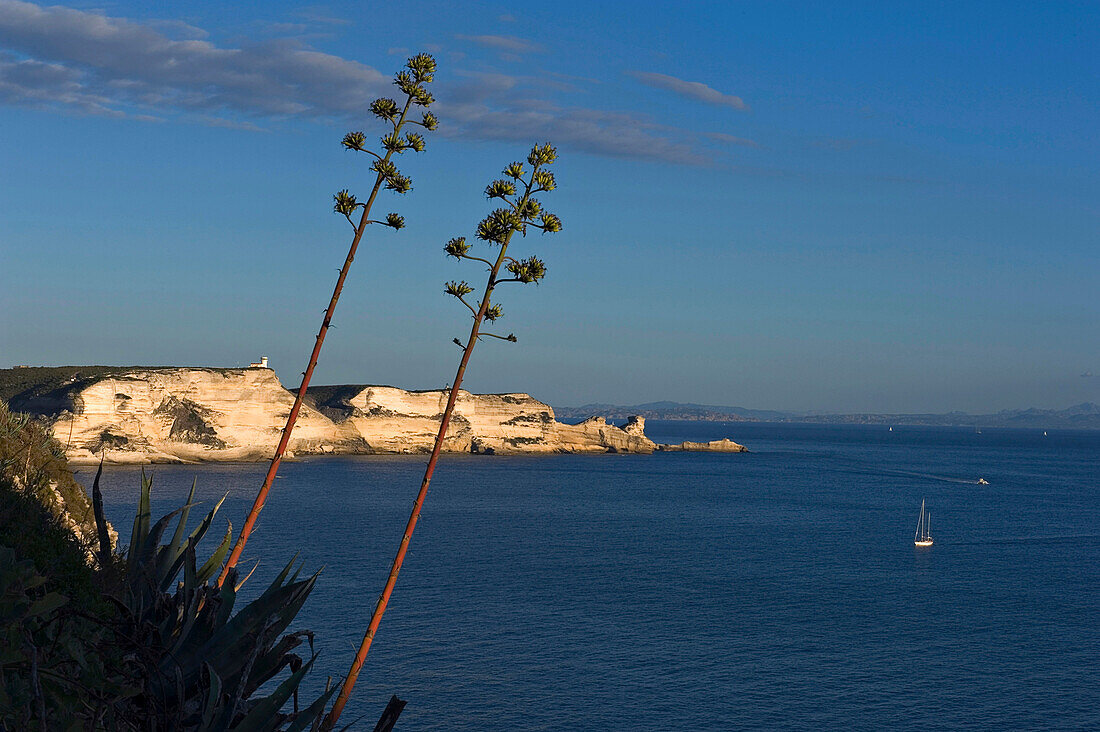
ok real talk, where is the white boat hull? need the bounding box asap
[914,539,933,547]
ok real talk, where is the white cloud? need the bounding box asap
[628,70,748,111]
[437,96,708,165]
[455,34,543,54]
[0,1,738,165]
[706,132,759,147]
[0,0,387,119]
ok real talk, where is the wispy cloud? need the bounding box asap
[706,132,759,148]
[0,1,739,165]
[455,34,543,54]
[628,70,749,111]
[438,97,708,165]
[291,6,351,26]
[0,0,387,119]
[439,70,712,164]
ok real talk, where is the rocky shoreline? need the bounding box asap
[2,367,744,464]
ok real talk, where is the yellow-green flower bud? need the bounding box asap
[485,179,517,199]
[444,237,470,258]
[333,189,358,216]
[445,280,474,298]
[370,98,399,121]
[342,131,366,151]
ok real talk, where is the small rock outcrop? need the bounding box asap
[657,438,748,452]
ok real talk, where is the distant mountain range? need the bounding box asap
[555,401,1100,430]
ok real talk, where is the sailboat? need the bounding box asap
[914,499,933,547]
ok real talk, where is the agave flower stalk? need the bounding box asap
[217,54,439,587]
[324,144,560,729]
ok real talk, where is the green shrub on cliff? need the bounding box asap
[0,403,102,603]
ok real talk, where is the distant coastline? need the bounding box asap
[556,401,1100,430]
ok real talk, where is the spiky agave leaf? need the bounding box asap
[240,629,312,700]
[91,459,113,567]
[283,683,340,732]
[166,562,320,690]
[126,468,152,577]
[156,491,229,592]
[198,663,222,731]
[155,477,197,582]
[232,655,319,732]
[196,522,233,585]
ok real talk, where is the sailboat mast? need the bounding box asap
[915,499,925,541]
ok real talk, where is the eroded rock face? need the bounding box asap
[307,385,656,455]
[48,368,356,463]
[13,368,655,462]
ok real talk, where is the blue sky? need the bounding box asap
[1,0,1097,413]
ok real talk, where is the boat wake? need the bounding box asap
[950,534,1100,546]
[838,463,979,485]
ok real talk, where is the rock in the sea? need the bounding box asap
[3,367,655,462]
[657,438,747,452]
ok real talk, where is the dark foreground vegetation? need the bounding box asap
[0,402,364,730]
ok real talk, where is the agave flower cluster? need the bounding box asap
[444,143,561,341]
[333,53,438,231]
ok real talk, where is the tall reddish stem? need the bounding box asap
[322,232,515,730]
[217,101,413,587]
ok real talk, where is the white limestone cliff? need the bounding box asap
[13,368,656,463]
[303,385,657,455]
[44,368,357,463]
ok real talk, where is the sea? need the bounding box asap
[95,422,1100,730]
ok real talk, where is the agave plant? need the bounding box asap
[220,52,439,587]
[324,144,561,729]
[91,465,336,731]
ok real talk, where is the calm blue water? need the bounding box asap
[95,422,1100,730]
